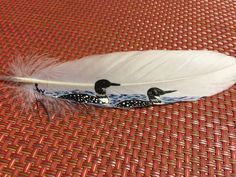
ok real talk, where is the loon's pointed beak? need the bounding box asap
[110,82,120,86]
[165,90,176,94]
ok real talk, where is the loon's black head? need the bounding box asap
[147,87,176,103]
[95,79,120,95]
[147,87,176,97]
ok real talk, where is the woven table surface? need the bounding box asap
[0,0,236,176]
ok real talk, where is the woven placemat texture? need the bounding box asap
[0,0,236,176]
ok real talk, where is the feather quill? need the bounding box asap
[0,50,235,117]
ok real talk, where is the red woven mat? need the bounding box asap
[0,0,236,176]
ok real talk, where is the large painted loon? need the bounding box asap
[115,87,176,108]
[34,80,119,121]
[58,79,120,105]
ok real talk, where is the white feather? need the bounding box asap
[1,50,236,111]
[32,50,236,97]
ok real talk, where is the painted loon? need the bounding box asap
[34,80,119,120]
[58,79,120,105]
[115,87,176,108]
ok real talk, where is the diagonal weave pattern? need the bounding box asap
[0,0,236,176]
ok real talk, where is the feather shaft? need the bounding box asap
[0,76,93,87]
[1,62,235,87]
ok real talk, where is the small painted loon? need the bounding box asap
[58,79,120,105]
[115,87,176,108]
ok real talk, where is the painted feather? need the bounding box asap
[0,50,235,119]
